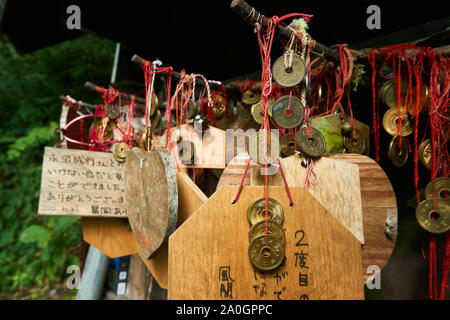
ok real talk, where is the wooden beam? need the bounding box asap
[357,44,450,59]
[131,54,222,88]
[84,81,146,105]
[229,0,340,63]
[59,95,97,110]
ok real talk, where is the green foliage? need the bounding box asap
[19,225,51,247]
[0,34,115,297]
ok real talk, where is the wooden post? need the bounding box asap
[126,254,152,300]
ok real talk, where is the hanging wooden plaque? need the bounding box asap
[38,147,127,218]
[138,171,208,289]
[217,153,398,283]
[168,186,364,300]
[218,154,364,244]
[125,148,178,259]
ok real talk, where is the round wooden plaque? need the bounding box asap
[125,148,178,259]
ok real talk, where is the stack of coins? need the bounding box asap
[112,142,130,163]
[239,90,260,122]
[380,79,429,116]
[247,198,286,271]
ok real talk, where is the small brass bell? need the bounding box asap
[341,120,353,135]
[193,114,209,134]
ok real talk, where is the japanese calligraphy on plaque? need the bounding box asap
[38,147,127,217]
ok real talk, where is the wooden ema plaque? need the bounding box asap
[169,124,226,169]
[80,172,207,289]
[38,147,127,218]
[217,153,397,283]
[218,154,365,244]
[330,154,397,282]
[125,148,178,259]
[168,186,364,300]
[81,218,137,258]
[138,172,208,288]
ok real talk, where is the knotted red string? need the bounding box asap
[369,44,449,300]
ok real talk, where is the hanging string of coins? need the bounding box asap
[92,86,140,161]
[368,44,449,300]
[237,24,364,163]
[232,12,318,272]
[56,86,143,160]
[158,68,224,166]
[141,60,174,152]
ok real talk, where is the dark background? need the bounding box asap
[2,0,450,81]
[1,0,449,299]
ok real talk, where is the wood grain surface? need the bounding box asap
[139,171,208,289]
[330,154,397,282]
[168,186,364,300]
[125,148,178,259]
[249,155,365,244]
[217,153,398,283]
[38,147,127,218]
[81,217,137,258]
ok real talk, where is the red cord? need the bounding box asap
[231,159,251,204]
[278,160,294,206]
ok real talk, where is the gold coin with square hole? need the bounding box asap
[272,54,306,88]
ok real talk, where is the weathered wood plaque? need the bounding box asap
[217,153,398,283]
[80,171,208,290]
[218,154,365,244]
[169,124,226,169]
[125,148,178,259]
[139,171,208,289]
[168,186,364,300]
[38,147,127,217]
[82,218,137,258]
